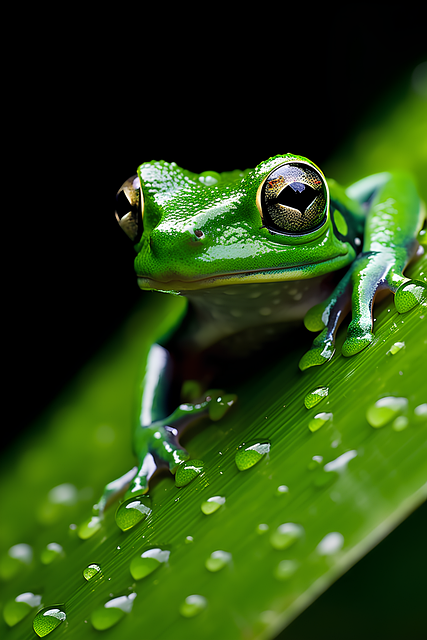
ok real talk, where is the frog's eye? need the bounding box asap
[258,162,327,234]
[115,175,143,241]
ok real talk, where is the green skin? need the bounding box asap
[97,154,426,521]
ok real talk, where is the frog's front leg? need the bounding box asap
[94,343,235,518]
[300,172,426,370]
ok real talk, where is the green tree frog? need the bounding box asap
[96,153,426,525]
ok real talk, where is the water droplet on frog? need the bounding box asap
[274,559,298,581]
[115,495,152,531]
[201,495,225,515]
[235,442,270,470]
[205,550,232,572]
[179,594,207,617]
[366,396,408,428]
[316,532,344,555]
[308,412,333,432]
[4,592,42,626]
[175,460,204,487]
[83,563,102,581]
[387,341,405,355]
[40,543,64,565]
[77,515,102,540]
[33,605,66,637]
[90,593,137,630]
[130,548,170,580]
[270,523,303,550]
[304,386,329,409]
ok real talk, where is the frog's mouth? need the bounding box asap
[136,252,353,292]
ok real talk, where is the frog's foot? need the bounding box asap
[300,253,427,370]
[299,272,352,370]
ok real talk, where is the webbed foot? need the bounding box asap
[299,252,426,370]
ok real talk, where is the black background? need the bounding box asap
[3,10,426,639]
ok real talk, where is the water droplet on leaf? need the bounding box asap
[77,515,102,540]
[316,532,344,555]
[201,496,225,515]
[83,563,101,581]
[33,606,66,637]
[308,412,333,432]
[130,548,170,580]
[3,592,42,626]
[392,416,409,431]
[366,396,408,428]
[40,543,63,565]
[90,593,136,631]
[180,594,207,617]
[205,550,231,572]
[175,460,204,487]
[304,386,329,409]
[270,523,303,550]
[387,341,405,355]
[115,495,152,531]
[235,442,270,470]
[274,559,298,581]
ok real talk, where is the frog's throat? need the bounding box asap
[137,253,352,292]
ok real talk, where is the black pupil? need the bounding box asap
[116,189,136,220]
[275,182,317,213]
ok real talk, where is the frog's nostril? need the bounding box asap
[194,229,204,239]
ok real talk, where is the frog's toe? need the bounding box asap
[299,329,335,370]
[394,279,427,314]
[303,301,328,332]
[341,319,374,357]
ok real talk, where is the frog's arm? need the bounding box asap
[300,172,426,369]
[94,340,235,516]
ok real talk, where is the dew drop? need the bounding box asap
[0,543,33,580]
[40,543,64,565]
[392,416,409,431]
[276,485,289,496]
[201,495,225,515]
[130,548,170,580]
[307,455,323,470]
[77,515,102,540]
[304,386,329,409]
[316,532,344,555]
[3,592,42,626]
[256,523,269,535]
[179,594,207,618]
[33,606,66,637]
[274,559,298,581]
[270,523,303,550]
[387,341,405,355]
[90,593,136,631]
[115,495,152,531]
[323,450,357,473]
[175,460,204,487]
[308,412,333,432]
[83,563,102,581]
[366,396,408,428]
[205,550,232,572]
[414,403,427,419]
[235,442,270,470]
[185,536,194,544]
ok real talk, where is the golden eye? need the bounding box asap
[115,175,143,241]
[259,162,327,234]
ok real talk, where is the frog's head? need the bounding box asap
[115,154,356,294]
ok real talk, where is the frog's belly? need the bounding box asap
[183,273,336,351]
